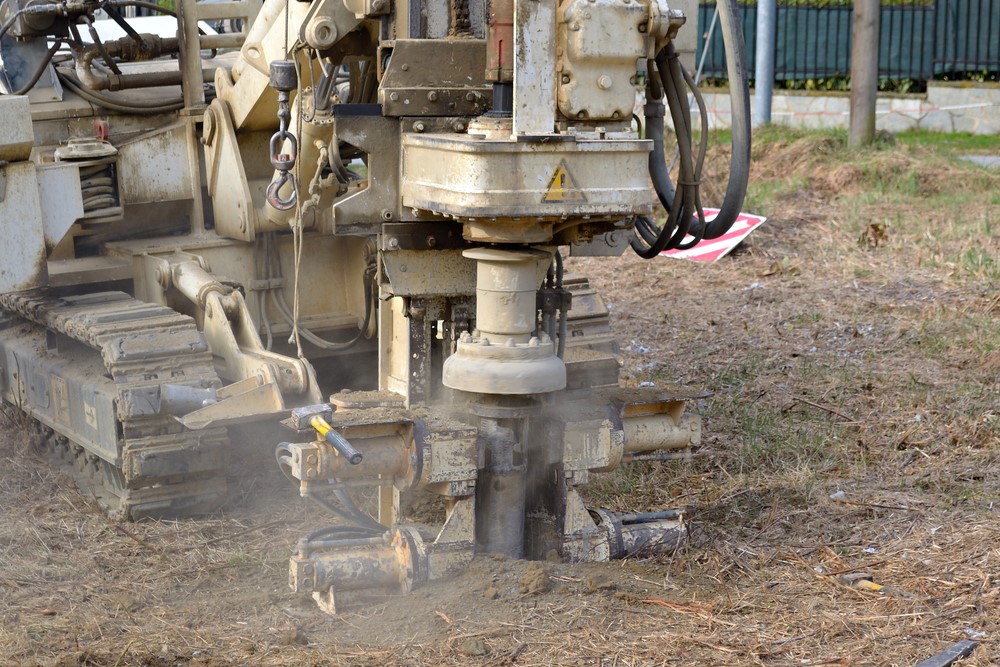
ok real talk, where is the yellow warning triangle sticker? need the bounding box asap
[542,159,587,203]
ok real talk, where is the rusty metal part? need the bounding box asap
[485,0,513,83]
[289,526,427,615]
[0,291,230,518]
[279,404,478,500]
[378,40,491,117]
[288,486,477,613]
[590,508,686,559]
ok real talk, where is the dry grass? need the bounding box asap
[2,126,999,665]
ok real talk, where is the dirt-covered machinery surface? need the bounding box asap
[0,0,753,622]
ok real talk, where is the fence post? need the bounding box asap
[754,0,778,126]
[849,0,880,146]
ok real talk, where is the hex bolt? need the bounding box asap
[451,120,466,132]
[413,121,426,132]
[597,75,613,90]
[562,74,571,84]
[427,91,439,102]
[387,237,399,248]
[389,92,399,101]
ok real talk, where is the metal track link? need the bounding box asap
[0,291,231,520]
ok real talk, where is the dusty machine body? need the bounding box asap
[0,0,748,611]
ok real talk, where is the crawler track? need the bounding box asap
[0,291,230,519]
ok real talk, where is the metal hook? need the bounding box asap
[266,170,297,210]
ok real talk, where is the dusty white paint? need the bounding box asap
[513,0,557,136]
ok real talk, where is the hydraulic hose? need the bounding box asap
[275,442,385,532]
[698,0,751,240]
[633,0,751,255]
[57,71,185,114]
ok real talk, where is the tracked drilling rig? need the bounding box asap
[0,0,750,612]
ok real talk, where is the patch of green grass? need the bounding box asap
[913,311,1000,357]
[743,177,810,214]
[957,248,1000,281]
[894,130,1000,154]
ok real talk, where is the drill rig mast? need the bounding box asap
[0,0,749,612]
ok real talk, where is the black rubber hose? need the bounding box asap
[630,45,695,258]
[275,443,385,530]
[694,0,751,240]
[659,46,696,248]
[57,70,184,113]
[307,492,385,530]
[642,98,677,218]
[109,1,177,17]
[633,0,751,256]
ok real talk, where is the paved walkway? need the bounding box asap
[961,155,1000,169]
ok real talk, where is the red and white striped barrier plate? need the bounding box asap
[660,209,767,262]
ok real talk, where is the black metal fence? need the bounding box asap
[697,0,1000,85]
